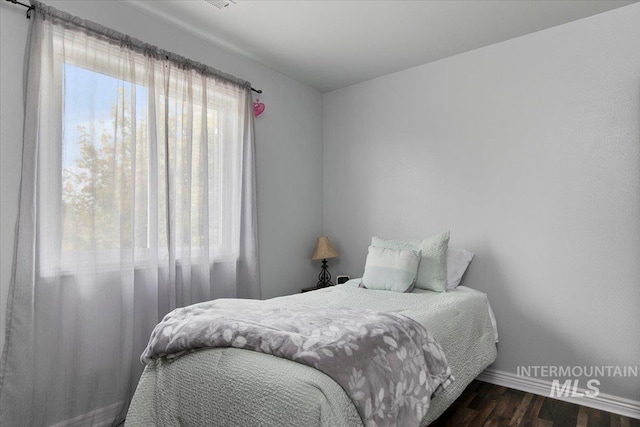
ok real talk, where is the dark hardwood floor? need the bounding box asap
[431,380,640,427]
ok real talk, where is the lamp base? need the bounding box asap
[316,259,334,288]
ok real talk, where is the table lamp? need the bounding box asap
[311,236,338,288]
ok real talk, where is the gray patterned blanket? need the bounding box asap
[141,298,453,427]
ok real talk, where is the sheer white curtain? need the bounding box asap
[0,2,259,425]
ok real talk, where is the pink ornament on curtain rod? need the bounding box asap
[253,98,265,117]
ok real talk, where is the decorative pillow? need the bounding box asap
[361,246,421,293]
[446,248,474,290]
[371,231,450,292]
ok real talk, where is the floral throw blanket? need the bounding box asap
[141,299,453,427]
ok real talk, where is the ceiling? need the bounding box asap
[124,0,637,93]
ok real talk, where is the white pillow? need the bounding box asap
[371,231,450,292]
[446,248,474,289]
[361,246,421,293]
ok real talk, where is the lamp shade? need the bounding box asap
[311,237,338,261]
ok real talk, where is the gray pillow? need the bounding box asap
[446,248,474,289]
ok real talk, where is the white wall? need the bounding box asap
[0,1,323,352]
[323,4,640,402]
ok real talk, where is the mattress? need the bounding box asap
[125,280,498,426]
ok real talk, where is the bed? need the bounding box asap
[125,278,498,426]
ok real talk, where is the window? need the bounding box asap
[41,30,245,274]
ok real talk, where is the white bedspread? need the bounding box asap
[126,280,497,427]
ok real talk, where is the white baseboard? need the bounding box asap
[477,368,640,420]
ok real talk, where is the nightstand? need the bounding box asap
[301,286,319,293]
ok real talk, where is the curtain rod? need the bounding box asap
[5,0,34,18]
[5,0,264,94]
